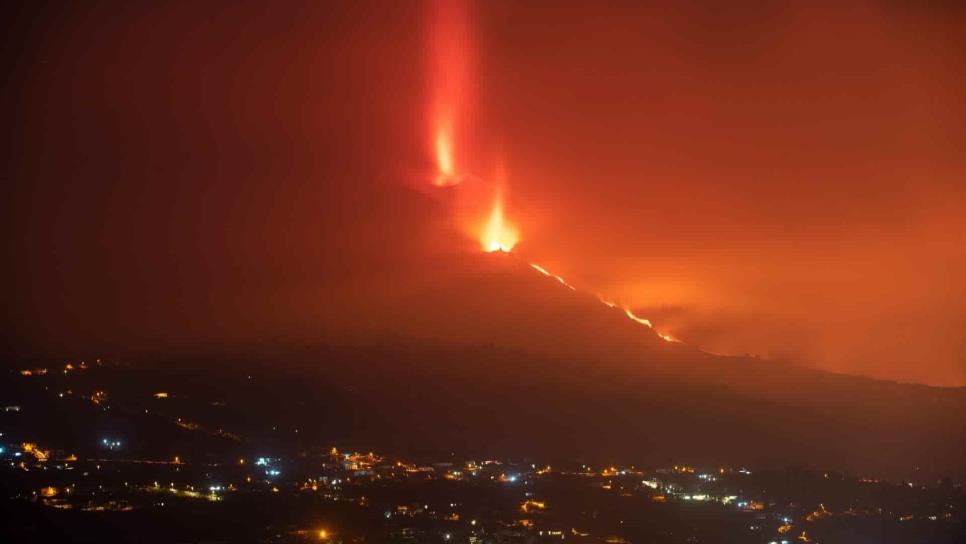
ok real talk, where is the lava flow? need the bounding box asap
[530,263,576,291]
[478,195,676,343]
[536,261,678,343]
[427,0,673,343]
[529,260,679,343]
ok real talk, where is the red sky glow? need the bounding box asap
[2,0,964,386]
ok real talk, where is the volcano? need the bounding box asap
[80,238,957,483]
[317,248,965,481]
[7,174,962,481]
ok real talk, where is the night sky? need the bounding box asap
[2,1,964,386]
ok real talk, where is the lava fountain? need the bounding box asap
[480,190,519,253]
[435,126,457,186]
[428,0,472,187]
[425,1,677,344]
[474,189,677,342]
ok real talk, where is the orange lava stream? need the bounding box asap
[531,260,678,343]
[529,263,576,291]
[623,307,653,328]
[476,197,676,342]
[510,251,678,343]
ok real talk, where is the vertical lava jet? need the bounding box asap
[423,0,677,345]
[480,188,519,253]
[428,0,472,187]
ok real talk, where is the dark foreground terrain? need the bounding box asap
[1,354,964,543]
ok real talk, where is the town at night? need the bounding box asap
[3,357,963,542]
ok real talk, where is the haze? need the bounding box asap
[2,0,964,386]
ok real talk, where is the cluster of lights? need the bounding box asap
[100,438,122,450]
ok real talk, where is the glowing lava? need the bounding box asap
[624,308,653,328]
[426,2,676,344]
[624,307,677,341]
[526,260,679,343]
[435,126,458,186]
[480,192,519,253]
[472,188,677,341]
[530,263,576,291]
[428,0,471,186]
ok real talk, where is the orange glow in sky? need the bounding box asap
[5,1,964,386]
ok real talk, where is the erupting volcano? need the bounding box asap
[426,0,680,346]
[5,8,966,543]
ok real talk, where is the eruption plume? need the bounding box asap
[480,190,519,253]
[428,0,471,186]
[424,1,677,344]
[435,125,458,186]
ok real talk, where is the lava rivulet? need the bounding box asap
[496,243,678,344]
[530,263,575,291]
[527,259,678,343]
[624,308,653,328]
